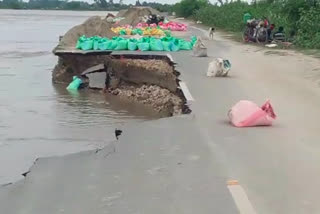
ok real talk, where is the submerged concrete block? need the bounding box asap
[86,72,107,89]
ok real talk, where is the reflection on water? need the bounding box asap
[0,9,156,185]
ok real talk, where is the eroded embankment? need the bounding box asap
[52,53,191,117]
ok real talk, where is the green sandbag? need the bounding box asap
[137,29,143,35]
[139,37,150,43]
[150,39,164,51]
[92,36,101,50]
[106,40,117,50]
[131,29,138,35]
[128,42,137,50]
[164,30,171,37]
[80,39,93,50]
[170,39,180,52]
[115,39,128,50]
[162,41,172,51]
[128,39,138,51]
[93,41,99,50]
[98,41,108,50]
[98,38,109,50]
[161,36,173,42]
[191,36,197,45]
[138,42,150,51]
[67,76,82,90]
[119,29,126,35]
[76,35,86,49]
[179,41,192,50]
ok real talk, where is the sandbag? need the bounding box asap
[106,40,117,50]
[228,100,276,127]
[76,35,86,49]
[92,36,101,50]
[179,41,192,50]
[170,39,180,52]
[138,42,150,51]
[162,41,172,51]
[67,76,83,90]
[191,36,197,46]
[164,30,171,37]
[115,40,128,50]
[119,29,126,35]
[128,39,138,51]
[98,38,109,50]
[80,39,93,50]
[150,39,164,51]
[193,37,207,57]
[93,40,99,50]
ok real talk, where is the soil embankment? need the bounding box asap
[116,7,159,26]
[53,16,116,52]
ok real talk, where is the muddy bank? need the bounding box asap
[52,53,190,116]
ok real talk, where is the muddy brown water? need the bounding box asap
[0,10,159,185]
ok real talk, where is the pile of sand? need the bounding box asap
[116,9,127,18]
[53,16,116,52]
[117,7,160,26]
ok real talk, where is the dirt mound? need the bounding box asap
[118,7,160,26]
[116,9,127,17]
[53,16,116,52]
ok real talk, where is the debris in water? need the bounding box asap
[66,76,83,90]
[115,129,122,140]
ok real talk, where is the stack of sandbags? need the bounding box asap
[75,36,197,52]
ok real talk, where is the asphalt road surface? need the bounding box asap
[1,21,320,214]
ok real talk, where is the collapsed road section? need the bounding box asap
[53,51,190,116]
[52,7,192,117]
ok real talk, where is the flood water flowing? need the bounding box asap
[0,9,158,185]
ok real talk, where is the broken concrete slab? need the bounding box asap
[54,49,112,56]
[81,63,105,76]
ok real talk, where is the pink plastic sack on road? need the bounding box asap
[228,100,276,127]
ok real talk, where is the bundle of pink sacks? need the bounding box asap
[135,21,187,31]
[159,21,187,31]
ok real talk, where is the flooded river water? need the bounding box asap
[0,10,157,184]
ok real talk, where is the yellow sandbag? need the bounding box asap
[143,30,150,36]
[111,27,122,34]
[126,28,132,35]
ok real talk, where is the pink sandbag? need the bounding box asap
[159,21,187,31]
[228,100,276,127]
[150,23,157,28]
[136,22,148,28]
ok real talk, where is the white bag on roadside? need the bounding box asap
[193,37,207,57]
